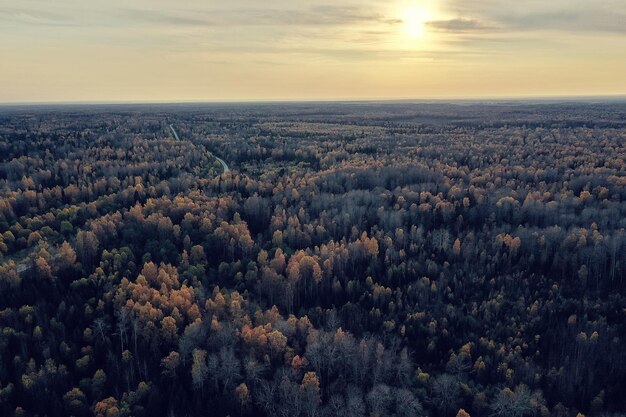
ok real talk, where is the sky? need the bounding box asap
[0,0,625,103]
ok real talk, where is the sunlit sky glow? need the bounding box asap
[1,0,625,103]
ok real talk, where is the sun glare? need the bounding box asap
[402,5,433,39]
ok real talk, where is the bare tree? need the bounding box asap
[490,385,533,417]
[431,374,460,417]
[395,388,424,417]
[366,384,392,417]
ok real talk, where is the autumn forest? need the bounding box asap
[0,101,625,417]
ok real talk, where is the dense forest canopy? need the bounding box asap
[0,101,625,417]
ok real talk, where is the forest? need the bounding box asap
[0,101,625,417]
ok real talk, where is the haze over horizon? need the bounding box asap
[1,0,625,103]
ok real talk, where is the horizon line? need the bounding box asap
[1,93,626,107]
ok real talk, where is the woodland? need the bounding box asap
[0,101,625,417]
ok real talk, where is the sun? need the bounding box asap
[402,5,433,39]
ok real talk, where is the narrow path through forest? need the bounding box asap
[214,156,230,173]
[169,123,229,174]
[168,124,180,141]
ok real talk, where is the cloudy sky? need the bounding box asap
[1,0,625,102]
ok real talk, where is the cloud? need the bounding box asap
[426,19,496,33]
[118,6,402,28]
[0,8,78,27]
[440,0,626,35]
[119,9,213,27]
[0,3,400,30]
[498,10,626,34]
